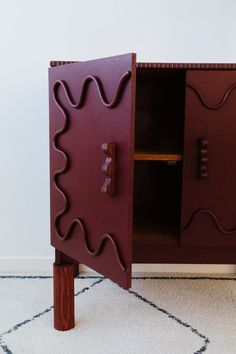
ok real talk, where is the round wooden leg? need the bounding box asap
[53,263,75,331]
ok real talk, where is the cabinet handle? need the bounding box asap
[101,143,116,196]
[198,137,209,179]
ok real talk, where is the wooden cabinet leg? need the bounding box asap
[73,263,79,278]
[55,249,79,278]
[53,263,75,331]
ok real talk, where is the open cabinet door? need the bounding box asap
[49,54,136,288]
[181,70,236,247]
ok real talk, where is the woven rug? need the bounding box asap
[0,273,236,354]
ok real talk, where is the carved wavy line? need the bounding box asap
[181,209,236,234]
[54,217,126,272]
[52,71,131,273]
[186,83,236,110]
[53,71,131,109]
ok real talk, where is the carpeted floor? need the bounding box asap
[0,273,236,354]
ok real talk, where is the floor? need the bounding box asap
[0,273,236,354]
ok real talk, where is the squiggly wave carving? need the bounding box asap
[182,209,236,234]
[52,71,131,272]
[186,83,236,110]
[53,71,131,109]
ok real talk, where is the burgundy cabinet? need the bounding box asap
[49,55,236,330]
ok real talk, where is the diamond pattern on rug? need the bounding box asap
[0,275,235,354]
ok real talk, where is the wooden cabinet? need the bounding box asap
[49,54,236,330]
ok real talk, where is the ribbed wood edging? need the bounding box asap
[50,61,236,70]
[136,62,236,69]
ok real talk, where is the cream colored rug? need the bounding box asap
[0,273,236,354]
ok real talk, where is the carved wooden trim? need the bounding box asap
[50,61,76,67]
[53,72,130,109]
[51,72,131,272]
[186,83,236,110]
[137,62,236,69]
[182,209,236,234]
[55,217,126,272]
[50,61,236,70]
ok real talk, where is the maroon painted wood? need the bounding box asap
[53,263,75,331]
[133,240,236,264]
[181,70,236,247]
[49,54,136,288]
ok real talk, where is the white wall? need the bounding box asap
[1,0,236,273]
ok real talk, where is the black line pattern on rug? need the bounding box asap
[132,276,236,281]
[0,275,102,279]
[1,275,236,280]
[0,275,235,353]
[0,278,104,354]
[126,288,210,353]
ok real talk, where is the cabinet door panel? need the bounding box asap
[181,70,236,247]
[49,54,136,288]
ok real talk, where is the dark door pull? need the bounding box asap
[198,137,209,179]
[101,143,116,195]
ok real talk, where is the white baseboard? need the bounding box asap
[0,258,235,274]
[0,258,53,273]
[131,263,236,274]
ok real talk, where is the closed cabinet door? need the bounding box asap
[49,53,136,288]
[181,70,236,247]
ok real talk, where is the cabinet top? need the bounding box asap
[50,60,236,70]
[136,62,236,69]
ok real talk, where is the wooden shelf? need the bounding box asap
[134,150,182,161]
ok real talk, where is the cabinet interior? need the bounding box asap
[133,67,186,245]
